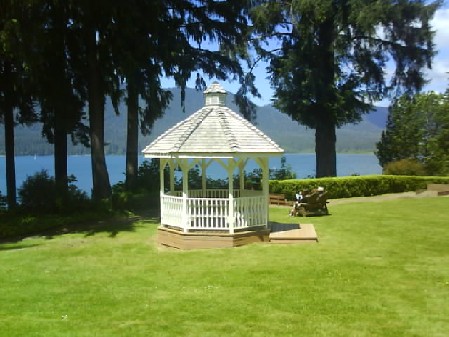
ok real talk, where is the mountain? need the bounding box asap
[365,106,388,128]
[0,87,387,155]
[140,88,388,153]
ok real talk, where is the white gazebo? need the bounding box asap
[142,82,284,249]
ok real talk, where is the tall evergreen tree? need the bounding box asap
[0,2,37,208]
[30,1,88,197]
[108,0,171,191]
[250,0,440,177]
[70,0,121,200]
[110,0,252,190]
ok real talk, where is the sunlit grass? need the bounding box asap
[1,198,448,336]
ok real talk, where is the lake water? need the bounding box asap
[0,153,381,195]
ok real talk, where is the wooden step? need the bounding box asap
[269,223,318,244]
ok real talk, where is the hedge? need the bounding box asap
[269,175,449,200]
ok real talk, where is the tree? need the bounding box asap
[109,0,252,190]
[73,0,251,199]
[376,91,449,175]
[30,1,88,198]
[426,91,449,174]
[0,2,37,208]
[250,0,440,177]
[107,0,172,191]
[70,0,122,201]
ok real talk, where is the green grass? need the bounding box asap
[1,198,448,337]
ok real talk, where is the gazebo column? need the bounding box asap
[227,159,236,234]
[159,159,168,195]
[238,159,246,195]
[159,159,167,224]
[201,159,208,198]
[179,159,190,232]
[256,157,270,228]
[169,158,175,193]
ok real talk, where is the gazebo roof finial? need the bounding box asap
[204,82,227,106]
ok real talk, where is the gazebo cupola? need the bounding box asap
[204,81,227,106]
[142,82,284,249]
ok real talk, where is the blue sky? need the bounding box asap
[163,7,449,107]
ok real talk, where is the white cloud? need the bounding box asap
[161,7,449,105]
[423,8,449,93]
[432,8,449,50]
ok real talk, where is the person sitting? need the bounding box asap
[289,201,300,217]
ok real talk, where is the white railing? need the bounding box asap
[160,191,266,232]
[160,195,183,228]
[188,198,229,230]
[167,189,240,198]
[234,196,267,229]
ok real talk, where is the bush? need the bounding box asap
[135,159,163,192]
[111,187,160,211]
[18,170,90,213]
[0,191,6,211]
[111,159,162,210]
[383,159,427,176]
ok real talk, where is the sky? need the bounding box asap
[162,6,449,107]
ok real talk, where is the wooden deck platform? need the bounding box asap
[157,226,270,250]
[157,222,318,249]
[269,223,318,244]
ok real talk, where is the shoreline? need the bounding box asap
[1,151,377,158]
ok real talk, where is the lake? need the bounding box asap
[0,153,381,195]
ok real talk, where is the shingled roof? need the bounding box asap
[142,83,284,158]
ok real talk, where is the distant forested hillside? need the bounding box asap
[0,88,388,155]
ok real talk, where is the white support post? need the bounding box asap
[238,158,246,196]
[202,158,207,198]
[160,159,167,224]
[257,157,270,228]
[169,158,175,193]
[160,159,167,195]
[227,159,236,234]
[180,160,189,232]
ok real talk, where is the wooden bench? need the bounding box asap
[269,193,291,206]
[291,191,329,217]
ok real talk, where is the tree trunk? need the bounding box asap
[315,119,337,177]
[52,3,68,200]
[125,77,139,190]
[4,102,17,209]
[86,27,111,200]
[3,62,17,208]
[54,112,68,201]
[315,17,337,177]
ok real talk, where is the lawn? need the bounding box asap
[1,197,448,337]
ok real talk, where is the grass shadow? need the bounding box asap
[0,208,161,245]
[0,242,41,251]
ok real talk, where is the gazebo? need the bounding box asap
[142,82,284,249]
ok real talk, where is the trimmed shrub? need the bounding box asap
[270,175,449,200]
